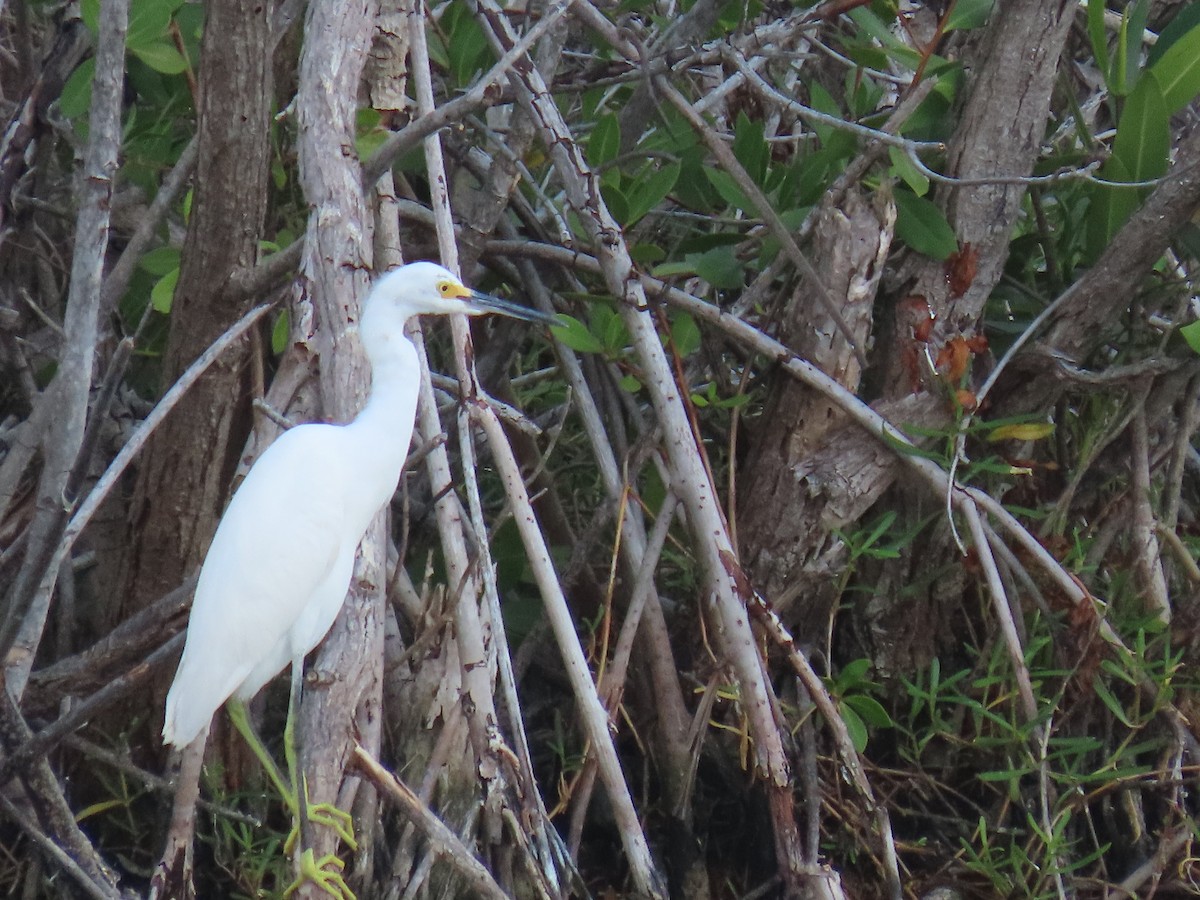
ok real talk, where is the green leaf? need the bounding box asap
[847,7,921,70]
[1112,75,1170,182]
[139,246,181,276]
[59,59,95,119]
[893,190,957,259]
[807,82,840,146]
[619,374,642,392]
[599,181,629,225]
[1094,679,1135,727]
[550,314,604,354]
[1148,16,1200,112]
[602,310,628,353]
[1148,4,1200,66]
[888,145,929,196]
[127,0,184,50]
[692,246,745,289]
[702,166,753,213]
[732,112,768,186]
[588,113,621,168]
[132,42,189,75]
[670,313,701,355]
[1085,156,1138,261]
[443,0,491,84]
[81,0,99,34]
[1180,320,1200,355]
[1087,0,1110,88]
[837,702,869,753]
[945,0,994,30]
[631,243,665,264]
[271,310,290,355]
[151,268,179,314]
[843,695,893,730]
[624,162,680,227]
[839,658,872,683]
[1120,0,1152,95]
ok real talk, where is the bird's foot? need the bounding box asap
[307,800,358,850]
[283,790,357,855]
[282,849,355,900]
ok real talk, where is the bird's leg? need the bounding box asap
[280,660,357,900]
[226,699,291,800]
[226,691,356,899]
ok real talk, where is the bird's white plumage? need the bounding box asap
[162,262,552,748]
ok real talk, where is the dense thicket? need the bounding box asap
[2,1,1200,898]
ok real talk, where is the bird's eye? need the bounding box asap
[438,282,451,295]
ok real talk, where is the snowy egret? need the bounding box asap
[161,261,555,894]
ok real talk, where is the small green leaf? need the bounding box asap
[702,166,755,212]
[1148,4,1200,66]
[271,310,290,355]
[132,42,189,75]
[126,0,184,50]
[1085,155,1138,261]
[151,268,179,314]
[1148,17,1200,112]
[599,182,629,225]
[442,0,491,84]
[893,190,957,259]
[59,59,95,119]
[888,145,929,196]
[1112,75,1170,183]
[1087,0,1110,89]
[550,314,605,354]
[692,246,745,289]
[843,695,893,730]
[837,703,869,753]
[602,311,628,353]
[839,658,872,683]
[807,82,840,145]
[732,112,768,186]
[1118,0,1151,95]
[945,0,994,30]
[670,313,701,355]
[588,113,621,168]
[624,162,680,227]
[619,374,642,392]
[1094,679,1135,727]
[139,246,181,276]
[1179,320,1200,355]
[631,243,666,264]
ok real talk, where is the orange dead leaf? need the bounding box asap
[898,294,936,343]
[955,389,977,412]
[945,242,978,299]
[935,336,972,383]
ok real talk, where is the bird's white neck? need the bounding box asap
[341,334,420,515]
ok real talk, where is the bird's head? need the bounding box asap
[363,261,557,327]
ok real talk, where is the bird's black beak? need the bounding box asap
[465,290,560,327]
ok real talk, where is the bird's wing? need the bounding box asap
[162,425,351,746]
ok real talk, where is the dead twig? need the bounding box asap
[350,743,508,900]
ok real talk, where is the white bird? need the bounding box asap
[162,261,556,748]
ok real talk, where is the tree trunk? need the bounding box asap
[111,0,273,623]
[738,0,1075,650]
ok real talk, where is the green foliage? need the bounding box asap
[432,0,494,85]
[826,659,893,753]
[1083,4,1200,259]
[893,189,958,259]
[1086,75,1169,260]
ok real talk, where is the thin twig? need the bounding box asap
[350,743,509,900]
